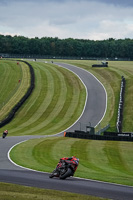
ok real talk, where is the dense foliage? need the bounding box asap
[0,35,133,59]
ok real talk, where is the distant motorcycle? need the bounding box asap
[2,130,8,139]
[49,157,79,179]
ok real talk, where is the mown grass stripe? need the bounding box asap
[5,59,133,134]
[119,142,133,174]
[103,141,129,174]
[27,64,84,135]
[8,65,43,130]
[36,64,66,121]
[10,137,133,185]
[0,61,28,120]
[8,62,66,134]
[0,63,30,117]
[62,59,133,132]
[16,66,43,117]
[0,182,99,200]
[39,66,86,134]
[31,66,79,133]
[123,79,133,131]
[19,64,68,135]
[6,61,86,136]
[0,63,12,101]
[9,63,54,133]
[0,61,22,108]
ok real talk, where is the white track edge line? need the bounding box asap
[8,140,133,188]
[8,140,49,174]
[8,62,126,188]
[56,62,107,128]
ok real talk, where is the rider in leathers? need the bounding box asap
[56,156,79,172]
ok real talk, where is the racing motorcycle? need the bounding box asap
[2,132,7,138]
[2,130,8,139]
[49,158,79,179]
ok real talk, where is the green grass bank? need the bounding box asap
[1,59,133,133]
[1,59,133,198]
[0,182,107,200]
[10,136,133,186]
[2,60,86,135]
[54,60,133,132]
[0,60,30,121]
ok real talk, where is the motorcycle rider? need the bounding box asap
[2,130,8,138]
[56,156,79,172]
[59,156,79,167]
[49,156,79,178]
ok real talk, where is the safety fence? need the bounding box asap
[92,61,108,67]
[0,53,133,61]
[95,124,110,135]
[64,130,133,142]
[116,76,126,133]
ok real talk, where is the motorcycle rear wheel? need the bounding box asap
[59,168,73,179]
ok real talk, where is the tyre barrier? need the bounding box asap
[0,60,35,128]
[92,62,108,67]
[64,131,133,142]
[116,76,125,133]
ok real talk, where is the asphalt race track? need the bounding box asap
[0,62,133,200]
[55,62,107,131]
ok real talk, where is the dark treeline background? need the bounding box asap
[0,34,133,59]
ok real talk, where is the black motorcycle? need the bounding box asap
[49,159,79,179]
[2,132,8,138]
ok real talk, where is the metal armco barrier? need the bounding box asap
[64,131,133,142]
[116,76,125,133]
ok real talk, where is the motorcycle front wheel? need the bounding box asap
[2,134,6,138]
[59,168,73,179]
[49,169,58,178]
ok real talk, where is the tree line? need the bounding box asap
[0,34,133,59]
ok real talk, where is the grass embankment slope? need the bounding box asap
[2,60,133,133]
[11,136,133,186]
[0,182,107,200]
[9,60,133,186]
[58,60,133,132]
[0,60,107,200]
[4,61,86,136]
[0,60,30,121]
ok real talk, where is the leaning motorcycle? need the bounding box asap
[49,159,79,179]
[2,132,8,138]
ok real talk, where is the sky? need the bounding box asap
[0,0,133,40]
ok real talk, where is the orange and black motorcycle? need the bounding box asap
[49,156,79,179]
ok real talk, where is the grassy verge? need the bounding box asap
[4,61,86,136]
[0,60,22,108]
[0,182,107,200]
[10,136,133,186]
[52,60,133,132]
[1,60,132,133]
[0,60,30,121]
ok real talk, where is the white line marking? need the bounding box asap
[56,62,107,128]
[8,139,133,188]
